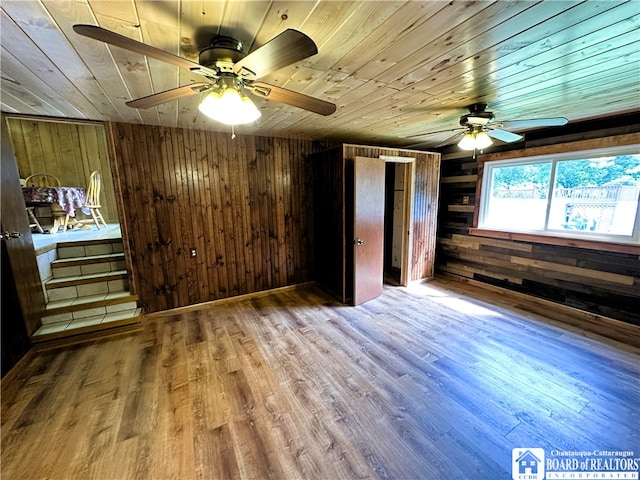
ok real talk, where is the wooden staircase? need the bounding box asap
[31,238,142,343]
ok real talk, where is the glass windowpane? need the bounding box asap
[483,162,551,231]
[479,148,640,243]
[548,155,640,236]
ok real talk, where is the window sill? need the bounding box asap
[468,228,640,255]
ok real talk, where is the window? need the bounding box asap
[478,145,640,244]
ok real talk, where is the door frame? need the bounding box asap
[380,155,415,286]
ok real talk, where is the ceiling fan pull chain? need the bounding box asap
[231,124,236,140]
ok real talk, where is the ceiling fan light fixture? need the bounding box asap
[458,132,477,150]
[198,86,261,125]
[457,129,493,150]
[475,131,493,149]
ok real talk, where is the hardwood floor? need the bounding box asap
[2,280,639,479]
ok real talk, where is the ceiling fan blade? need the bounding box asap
[407,128,464,139]
[487,128,523,143]
[499,117,568,129]
[435,131,465,148]
[233,29,318,79]
[73,24,217,77]
[250,82,336,116]
[126,83,212,109]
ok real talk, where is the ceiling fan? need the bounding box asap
[73,24,336,127]
[434,103,568,150]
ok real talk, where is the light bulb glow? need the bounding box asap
[457,130,493,150]
[458,132,476,150]
[198,87,261,125]
[475,131,493,149]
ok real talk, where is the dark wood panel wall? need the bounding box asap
[312,147,346,299]
[436,116,640,326]
[6,117,119,223]
[107,122,326,313]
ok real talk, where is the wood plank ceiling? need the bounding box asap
[1,1,639,148]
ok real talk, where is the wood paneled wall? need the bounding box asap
[6,117,118,223]
[107,122,325,312]
[312,147,346,298]
[436,125,640,326]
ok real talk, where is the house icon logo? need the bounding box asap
[512,448,545,480]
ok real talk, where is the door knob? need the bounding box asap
[2,231,21,240]
[353,238,364,245]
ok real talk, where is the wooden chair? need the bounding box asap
[24,173,61,233]
[66,171,108,230]
[26,208,44,234]
[24,173,61,187]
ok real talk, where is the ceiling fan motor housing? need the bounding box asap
[461,103,494,126]
[199,35,246,70]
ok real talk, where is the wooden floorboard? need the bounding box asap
[2,280,639,479]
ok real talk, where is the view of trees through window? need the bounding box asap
[480,151,640,242]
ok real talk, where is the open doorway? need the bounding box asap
[4,116,138,343]
[6,116,121,246]
[383,157,414,287]
[351,155,414,305]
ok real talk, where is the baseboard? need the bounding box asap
[1,349,34,388]
[145,282,316,318]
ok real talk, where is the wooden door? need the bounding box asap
[353,156,386,305]
[1,115,45,337]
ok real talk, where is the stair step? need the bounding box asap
[51,253,126,278]
[56,238,123,248]
[31,231,142,345]
[45,270,128,289]
[32,308,143,344]
[52,252,125,267]
[45,271,129,303]
[41,301,139,325]
[41,292,139,324]
[57,239,124,259]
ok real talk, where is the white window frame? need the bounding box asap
[478,144,640,245]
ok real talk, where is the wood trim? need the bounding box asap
[144,282,313,318]
[342,144,436,156]
[448,205,474,212]
[472,160,484,228]
[478,132,640,162]
[401,161,415,286]
[104,122,137,296]
[0,348,34,387]
[441,174,477,184]
[2,113,104,127]
[468,228,640,255]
